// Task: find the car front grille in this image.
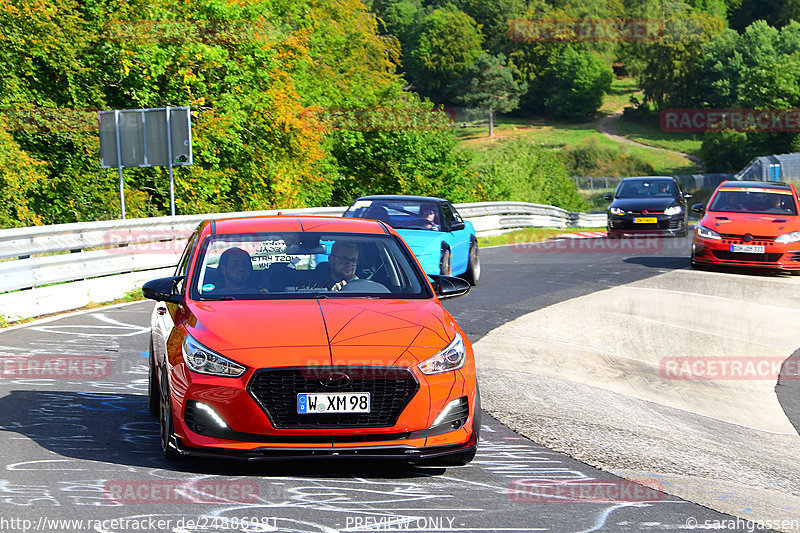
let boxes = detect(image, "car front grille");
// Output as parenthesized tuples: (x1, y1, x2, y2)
(247, 366, 419, 429)
(711, 250, 782, 262)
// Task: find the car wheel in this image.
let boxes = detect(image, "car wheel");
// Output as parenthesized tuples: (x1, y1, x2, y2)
(159, 367, 180, 460)
(461, 240, 480, 286)
(440, 245, 452, 276)
(148, 337, 159, 416)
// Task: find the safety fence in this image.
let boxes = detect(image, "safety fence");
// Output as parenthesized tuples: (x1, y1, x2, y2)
(0, 202, 607, 321)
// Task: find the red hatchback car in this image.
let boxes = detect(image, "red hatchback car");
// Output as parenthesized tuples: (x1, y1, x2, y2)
(691, 180, 800, 271)
(143, 216, 479, 465)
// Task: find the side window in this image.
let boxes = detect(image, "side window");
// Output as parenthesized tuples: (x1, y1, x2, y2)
(441, 203, 458, 228)
(174, 232, 199, 294)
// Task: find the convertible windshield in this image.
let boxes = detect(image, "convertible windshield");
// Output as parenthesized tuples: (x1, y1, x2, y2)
(191, 232, 430, 300)
(708, 188, 797, 215)
(615, 180, 677, 198)
(344, 199, 442, 231)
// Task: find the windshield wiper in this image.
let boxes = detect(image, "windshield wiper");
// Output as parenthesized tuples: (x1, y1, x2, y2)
(198, 295, 236, 301)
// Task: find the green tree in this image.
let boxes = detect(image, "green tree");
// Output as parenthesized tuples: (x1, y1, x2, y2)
(452, 53, 527, 136)
(404, 7, 483, 102)
(541, 47, 613, 119)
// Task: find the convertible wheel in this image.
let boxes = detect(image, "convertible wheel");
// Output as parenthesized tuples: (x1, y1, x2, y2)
(461, 241, 480, 285)
(159, 369, 180, 460)
(147, 338, 159, 416)
(440, 246, 452, 276)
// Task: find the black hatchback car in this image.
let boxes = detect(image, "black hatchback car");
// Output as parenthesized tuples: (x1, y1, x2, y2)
(604, 176, 691, 237)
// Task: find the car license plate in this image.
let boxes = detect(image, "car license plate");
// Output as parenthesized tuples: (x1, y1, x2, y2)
(730, 244, 765, 253)
(633, 217, 657, 224)
(297, 392, 370, 414)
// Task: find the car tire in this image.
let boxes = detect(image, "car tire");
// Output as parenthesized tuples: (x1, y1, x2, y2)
(159, 367, 180, 460)
(148, 337, 159, 416)
(440, 245, 452, 276)
(461, 240, 480, 286)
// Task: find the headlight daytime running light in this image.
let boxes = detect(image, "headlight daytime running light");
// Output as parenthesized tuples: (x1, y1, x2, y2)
(182, 334, 246, 377)
(609, 207, 625, 216)
(696, 224, 721, 240)
(776, 231, 800, 244)
(664, 205, 683, 216)
(418, 333, 466, 375)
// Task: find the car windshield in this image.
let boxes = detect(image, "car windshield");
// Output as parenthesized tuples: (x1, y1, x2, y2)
(615, 180, 677, 198)
(344, 199, 441, 230)
(708, 188, 797, 215)
(190, 232, 430, 300)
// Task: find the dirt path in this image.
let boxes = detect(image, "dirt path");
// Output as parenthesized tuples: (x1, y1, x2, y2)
(596, 110, 705, 172)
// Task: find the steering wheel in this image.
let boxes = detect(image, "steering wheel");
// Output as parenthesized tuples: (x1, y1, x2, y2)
(338, 279, 391, 293)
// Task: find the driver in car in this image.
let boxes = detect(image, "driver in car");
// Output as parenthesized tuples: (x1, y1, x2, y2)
(328, 241, 359, 291)
(216, 247, 257, 294)
(421, 205, 440, 230)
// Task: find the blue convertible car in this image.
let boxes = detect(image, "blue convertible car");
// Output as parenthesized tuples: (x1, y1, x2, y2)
(343, 195, 480, 285)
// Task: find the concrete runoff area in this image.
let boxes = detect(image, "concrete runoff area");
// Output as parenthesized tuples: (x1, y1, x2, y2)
(475, 268, 800, 530)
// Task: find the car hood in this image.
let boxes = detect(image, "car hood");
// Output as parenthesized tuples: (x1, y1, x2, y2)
(701, 212, 800, 236)
(395, 229, 441, 256)
(183, 298, 460, 369)
(611, 197, 680, 211)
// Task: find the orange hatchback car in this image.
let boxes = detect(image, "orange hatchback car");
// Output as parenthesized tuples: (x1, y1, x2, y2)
(691, 180, 800, 272)
(142, 216, 479, 465)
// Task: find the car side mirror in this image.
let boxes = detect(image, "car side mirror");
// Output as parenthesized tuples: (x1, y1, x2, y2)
(691, 203, 705, 213)
(449, 221, 465, 231)
(143, 276, 184, 304)
(603, 193, 613, 201)
(429, 275, 470, 299)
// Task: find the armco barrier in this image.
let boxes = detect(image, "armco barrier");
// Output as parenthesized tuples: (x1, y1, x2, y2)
(0, 203, 606, 321)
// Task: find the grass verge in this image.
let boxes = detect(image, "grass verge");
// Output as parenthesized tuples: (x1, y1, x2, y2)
(478, 227, 605, 248)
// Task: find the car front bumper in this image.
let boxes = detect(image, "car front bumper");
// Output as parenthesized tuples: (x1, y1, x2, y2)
(692, 237, 800, 270)
(607, 213, 686, 236)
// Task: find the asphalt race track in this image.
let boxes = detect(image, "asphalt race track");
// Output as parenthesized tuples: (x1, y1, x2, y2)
(0, 234, 796, 532)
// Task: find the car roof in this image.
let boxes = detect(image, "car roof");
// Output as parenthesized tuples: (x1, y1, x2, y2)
(201, 216, 391, 236)
(619, 176, 676, 182)
(353, 195, 446, 203)
(719, 180, 793, 190)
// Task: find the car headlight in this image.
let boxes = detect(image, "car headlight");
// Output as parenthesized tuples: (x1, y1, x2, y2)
(182, 334, 246, 377)
(776, 231, 800, 244)
(664, 205, 683, 216)
(418, 333, 466, 375)
(696, 224, 721, 240)
(609, 207, 625, 216)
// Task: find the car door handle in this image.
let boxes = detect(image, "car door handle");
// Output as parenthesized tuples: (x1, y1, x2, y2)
(156, 307, 167, 315)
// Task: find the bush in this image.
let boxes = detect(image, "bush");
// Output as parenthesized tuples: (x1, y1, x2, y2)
(472, 137, 586, 211)
(565, 140, 655, 177)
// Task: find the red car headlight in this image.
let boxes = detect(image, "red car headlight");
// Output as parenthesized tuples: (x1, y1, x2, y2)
(182, 334, 246, 378)
(418, 333, 466, 375)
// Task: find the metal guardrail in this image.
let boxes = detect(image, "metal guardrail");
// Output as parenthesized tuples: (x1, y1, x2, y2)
(0, 202, 607, 322)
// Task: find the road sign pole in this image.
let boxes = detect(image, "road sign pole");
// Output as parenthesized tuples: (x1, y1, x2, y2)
(114, 110, 126, 219)
(166, 106, 175, 216)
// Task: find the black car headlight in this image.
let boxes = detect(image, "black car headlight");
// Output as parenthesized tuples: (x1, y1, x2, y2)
(418, 334, 466, 375)
(182, 334, 246, 377)
(609, 207, 625, 216)
(664, 205, 683, 216)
